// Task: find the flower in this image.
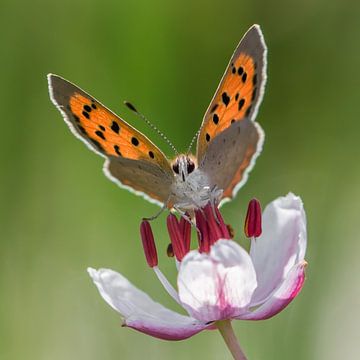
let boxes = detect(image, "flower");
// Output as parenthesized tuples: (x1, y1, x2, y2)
(88, 193, 307, 342)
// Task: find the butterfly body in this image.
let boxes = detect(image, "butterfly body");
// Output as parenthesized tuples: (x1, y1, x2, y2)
(48, 24, 267, 213)
(169, 155, 223, 210)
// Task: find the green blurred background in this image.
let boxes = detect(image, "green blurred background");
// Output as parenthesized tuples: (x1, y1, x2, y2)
(1, 0, 359, 359)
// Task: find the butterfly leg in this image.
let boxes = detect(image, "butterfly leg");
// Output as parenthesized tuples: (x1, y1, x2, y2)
(173, 206, 204, 242)
(173, 206, 195, 227)
(211, 202, 220, 224)
(209, 185, 223, 224)
(143, 203, 167, 221)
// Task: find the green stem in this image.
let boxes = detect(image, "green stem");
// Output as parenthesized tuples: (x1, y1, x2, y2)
(216, 320, 247, 360)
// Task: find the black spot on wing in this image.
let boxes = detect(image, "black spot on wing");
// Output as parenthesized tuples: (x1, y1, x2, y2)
(114, 145, 122, 156)
(238, 98, 245, 111)
(221, 92, 230, 107)
(95, 130, 105, 140)
(213, 114, 219, 125)
(111, 121, 120, 134)
(131, 137, 139, 146)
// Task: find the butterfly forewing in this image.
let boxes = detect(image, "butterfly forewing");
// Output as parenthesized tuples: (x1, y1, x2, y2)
(196, 24, 267, 163)
(48, 74, 173, 206)
(105, 157, 173, 205)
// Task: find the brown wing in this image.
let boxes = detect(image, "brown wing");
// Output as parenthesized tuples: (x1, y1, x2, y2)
(198, 118, 264, 204)
(196, 24, 267, 163)
(104, 157, 173, 206)
(48, 74, 173, 206)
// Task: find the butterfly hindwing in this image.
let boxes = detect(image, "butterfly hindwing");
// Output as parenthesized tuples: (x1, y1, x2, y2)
(48, 74, 173, 206)
(196, 24, 267, 163)
(198, 118, 264, 204)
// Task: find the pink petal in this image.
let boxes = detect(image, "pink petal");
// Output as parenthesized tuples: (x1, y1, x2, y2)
(238, 261, 307, 320)
(177, 240, 257, 322)
(249, 193, 307, 305)
(88, 268, 209, 340)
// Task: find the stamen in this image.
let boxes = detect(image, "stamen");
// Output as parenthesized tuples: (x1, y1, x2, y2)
(153, 267, 181, 304)
(166, 214, 187, 261)
(244, 198, 262, 238)
(204, 204, 223, 243)
(140, 220, 158, 267)
(195, 202, 232, 252)
(195, 209, 210, 253)
(179, 215, 191, 253)
(214, 206, 231, 239)
(195, 209, 213, 253)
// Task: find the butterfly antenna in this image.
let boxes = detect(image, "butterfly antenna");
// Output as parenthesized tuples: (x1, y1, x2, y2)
(124, 101, 179, 155)
(186, 129, 199, 154)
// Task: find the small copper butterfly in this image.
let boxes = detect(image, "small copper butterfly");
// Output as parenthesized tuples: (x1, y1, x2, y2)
(48, 25, 267, 213)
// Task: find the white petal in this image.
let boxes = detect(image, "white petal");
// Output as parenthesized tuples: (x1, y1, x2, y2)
(88, 268, 209, 340)
(238, 261, 307, 320)
(249, 193, 307, 304)
(177, 240, 257, 322)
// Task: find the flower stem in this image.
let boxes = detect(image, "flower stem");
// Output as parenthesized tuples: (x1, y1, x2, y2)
(216, 320, 247, 360)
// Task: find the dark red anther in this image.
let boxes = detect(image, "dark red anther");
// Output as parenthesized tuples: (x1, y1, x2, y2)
(195, 209, 210, 253)
(167, 214, 187, 261)
(214, 206, 231, 239)
(140, 220, 158, 267)
(244, 198, 262, 238)
(195, 202, 232, 252)
(203, 204, 223, 244)
(179, 215, 191, 254)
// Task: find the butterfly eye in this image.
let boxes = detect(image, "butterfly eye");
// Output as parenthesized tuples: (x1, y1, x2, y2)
(172, 163, 180, 174)
(187, 161, 195, 174)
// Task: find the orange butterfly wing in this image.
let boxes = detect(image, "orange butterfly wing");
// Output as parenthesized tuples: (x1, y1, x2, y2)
(48, 74, 173, 205)
(196, 25, 267, 203)
(197, 25, 267, 162)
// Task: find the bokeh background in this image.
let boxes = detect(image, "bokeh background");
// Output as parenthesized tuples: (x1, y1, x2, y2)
(1, 0, 360, 359)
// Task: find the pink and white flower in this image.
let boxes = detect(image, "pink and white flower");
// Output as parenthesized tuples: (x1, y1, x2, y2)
(88, 193, 307, 342)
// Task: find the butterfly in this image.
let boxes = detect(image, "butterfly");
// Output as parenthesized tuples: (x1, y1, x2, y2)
(48, 24, 267, 214)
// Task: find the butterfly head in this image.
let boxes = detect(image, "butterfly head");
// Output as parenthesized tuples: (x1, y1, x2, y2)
(172, 155, 197, 182)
